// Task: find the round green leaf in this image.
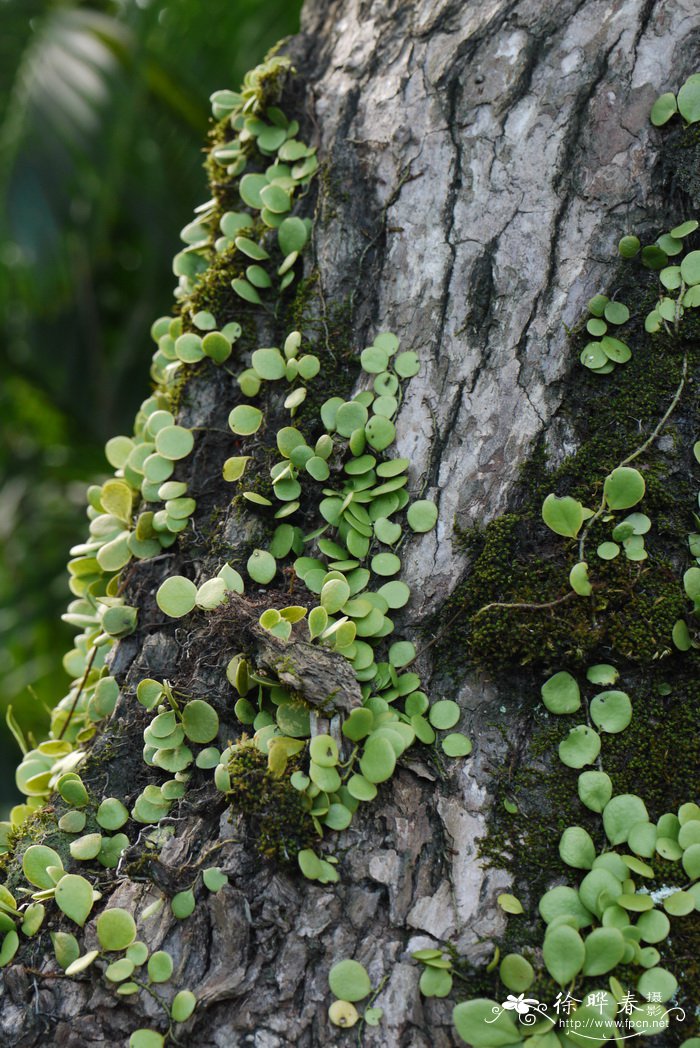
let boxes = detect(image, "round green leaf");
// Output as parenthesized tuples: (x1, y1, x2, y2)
(539, 885, 592, 928)
(541, 671, 580, 714)
(604, 301, 629, 325)
(347, 774, 377, 801)
(129, 1031, 165, 1048)
(683, 842, 700, 879)
(171, 889, 196, 919)
(586, 664, 619, 685)
(636, 909, 670, 944)
(541, 494, 584, 537)
(306, 456, 330, 481)
(580, 342, 607, 369)
(321, 578, 350, 614)
(156, 576, 197, 618)
(328, 959, 371, 1002)
(260, 183, 290, 213)
(558, 725, 601, 768)
(247, 550, 276, 585)
(453, 999, 520, 1048)
(324, 804, 353, 831)
(559, 826, 596, 870)
(407, 500, 438, 533)
(57, 774, 90, 806)
(126, 941, 148, 966)
(603, 794, 649, 845)
(360, 346, 389, 374)
(369, 333, 398, 356)
(642, 244, 669, 270)
(148, 950, 174, 983)
(298, 849, 323, 879)
(498, 953, 533, 993)
(663, 890, 695, 916)
(278, 217, 308, 255)
(202, 332, 232, 364)
(69, 833, 102, 861)
(582, 927, 626, 976)
(171, 989, 197, 1023)
(335, 401, 368, 438)
(239, 173, 268, 208)
(440, 733, 473, 758)
(388, 640, 415, 667)
(589, 689, 632, 733)
(371, 552, 400, 576)
(419, 965, 453, 997)
(276, 427, 306, 459)
(587, 318, 607, 337)
(378, 580, 410, 609)
(364, 416, 396, 451)
(182, 700, 219, 744)
(59, 810, 87, 833)
(97, 907, 137, 950)
(681, 250, 700, 286)
(51, 932, 81, 971)
(373, 517, 402, 544)
(678, 78, 700, 124)
(678, 820, 700, 848)
(55, 874, 95, 927)
(543, 924, 585, 984)
(618, 236, 640, 258)
(429, 699, 460, 729)
(22, 845, 63, 889)
(637, 966, 677, 1003)
(650, 91, 678, 126)
(228, 405, 263, 436)
(203, 867, 228, 893)
(497, 893, 524, 914)
(360, 735, 396, 783)
(601, 336, 631, 363)
(442, 733, 472, 757)
(252, 347, 285, 380)
(603, 467, 645, 510)
(196, 578, 227, 611)
(19, 901, 43, 938)
(105, 957, 135, 982)
(155, 426, 194, 461)
(578, 771, 613, 813)
(394, 351, 419, 377)
(309, 735, 338, 767)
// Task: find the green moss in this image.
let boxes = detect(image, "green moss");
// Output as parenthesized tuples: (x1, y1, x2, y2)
(444, 512, 686, 669)
(0, 807, 72, 897)
(472, 664, 700, 1042)
(281, 277, 358, 429)
(440, 308, 699, 672)
(185, 243, 246, 326)
(225, 739, 316, 862)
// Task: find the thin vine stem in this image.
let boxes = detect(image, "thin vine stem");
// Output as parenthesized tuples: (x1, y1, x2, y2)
(578, 347, 688, 561)
(57, 644, 98, 741)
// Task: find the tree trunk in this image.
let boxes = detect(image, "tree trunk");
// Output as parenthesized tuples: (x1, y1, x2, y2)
(2, 1, 700, 1046)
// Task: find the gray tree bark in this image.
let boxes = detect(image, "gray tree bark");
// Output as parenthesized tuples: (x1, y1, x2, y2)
(2, 1, 699, 1046)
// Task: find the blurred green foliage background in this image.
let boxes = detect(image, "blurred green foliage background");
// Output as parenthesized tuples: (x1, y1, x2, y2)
(0, 0, 302, 805)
